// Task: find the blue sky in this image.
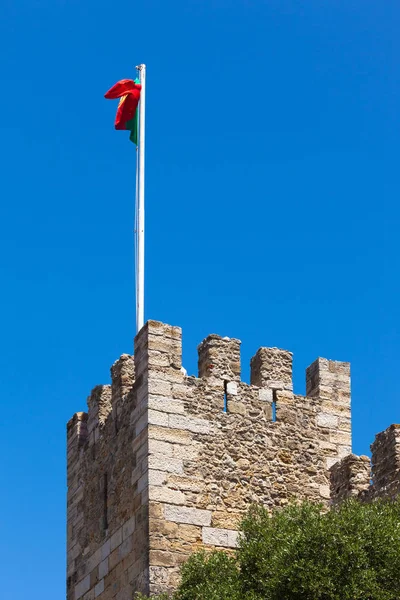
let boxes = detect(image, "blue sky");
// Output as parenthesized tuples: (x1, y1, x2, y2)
(0, 1, 398, 598)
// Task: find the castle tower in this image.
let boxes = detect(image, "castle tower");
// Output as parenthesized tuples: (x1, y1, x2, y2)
(67, 320, 353, 599)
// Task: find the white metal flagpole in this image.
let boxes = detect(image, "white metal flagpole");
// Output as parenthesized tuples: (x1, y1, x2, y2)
(135, 63, 146, 333)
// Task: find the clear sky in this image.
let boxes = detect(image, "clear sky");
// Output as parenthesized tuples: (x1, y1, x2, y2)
(0, 1, 398, 598)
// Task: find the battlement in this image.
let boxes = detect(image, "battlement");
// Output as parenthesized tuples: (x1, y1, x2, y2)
(67, 320, 355, 599)
(331, 423, 400, 504)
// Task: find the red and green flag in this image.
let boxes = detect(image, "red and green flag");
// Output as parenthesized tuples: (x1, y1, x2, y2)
(104, 78, 142, 144)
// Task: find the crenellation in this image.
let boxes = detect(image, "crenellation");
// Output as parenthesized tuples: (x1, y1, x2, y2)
(67, 319, 400, 599)
(110, 354, 135, 405)
(306, 357, 352, 470)
(110, 354, 135, 438)
(87, 386, 112, 442)
(370, 424, 400, 499)
(330, 454, 371, 504)
(197, 334, 241, 382)
(250, 347, 293, 391)
(306, 357, 350, 401)
(67, 412, 89, 449)
(135, 320, 182, 377)
(330, 424, 400, 503)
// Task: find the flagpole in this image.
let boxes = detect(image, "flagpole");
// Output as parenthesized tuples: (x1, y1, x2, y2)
(136, 63, 146, 333)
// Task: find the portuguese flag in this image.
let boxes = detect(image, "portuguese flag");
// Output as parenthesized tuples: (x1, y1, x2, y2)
(104, 78, 142, 144)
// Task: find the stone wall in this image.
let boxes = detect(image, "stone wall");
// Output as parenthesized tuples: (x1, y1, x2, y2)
(330, 454, 371, 503)
(67, 320, 353, 599)
(67, 353, 149, 600)
(330, 423, 400, 504)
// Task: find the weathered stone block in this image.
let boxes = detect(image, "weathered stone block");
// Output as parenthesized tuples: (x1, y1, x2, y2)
(82, 589, 95, 600)
(164, 505, 212, 526)
(119, 536, 133, 560)
(94, 579, 104, 597)
(148, 409, 169, 427)
(110, 528, 122, 552)
(148, 470, 167, 486)
(149, 425, 192, 445)
(101, 539, 111, 561)
(227, 400, 246, 416)
(99, 558, 109, 580)
(148, 439, 174, 457)
(316, 413, 339, 428)
(226, 381, 238, 395)
(202, 527, 239, 548)
(258, 388, 273, 402)
(148, 396, 185, 415)
(87, 549, 102, 573)
(149, 550, 187, 567)
(148, 380, 173, 397)
(169, 414, 210, 434)
(122, 517, 135, 540)
(148, 455, 183, 474)
(149, 486, 186, 505)
(75, 575, 91, 600)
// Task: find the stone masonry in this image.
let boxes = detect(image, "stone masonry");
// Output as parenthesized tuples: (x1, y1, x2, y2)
(331, 424, 400, 504)
(67, 320, 399, 600)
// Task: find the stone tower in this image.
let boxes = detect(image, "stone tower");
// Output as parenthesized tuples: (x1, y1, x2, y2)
(67, 320, 398, 600)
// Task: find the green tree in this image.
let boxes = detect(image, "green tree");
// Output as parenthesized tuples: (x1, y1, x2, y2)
(135, 552, 245, 600)
(139, 498, 400, 600)
(175, 550, 246, 600)
(239, 500, 400, 599)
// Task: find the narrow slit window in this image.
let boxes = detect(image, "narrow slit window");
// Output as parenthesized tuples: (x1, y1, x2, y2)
(272, 389, 277, 422)
(223, 380, 228, 413)
(103, 474, 109, 531)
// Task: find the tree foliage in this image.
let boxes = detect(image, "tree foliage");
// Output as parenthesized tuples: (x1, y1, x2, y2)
(138, 498, 400, 600)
